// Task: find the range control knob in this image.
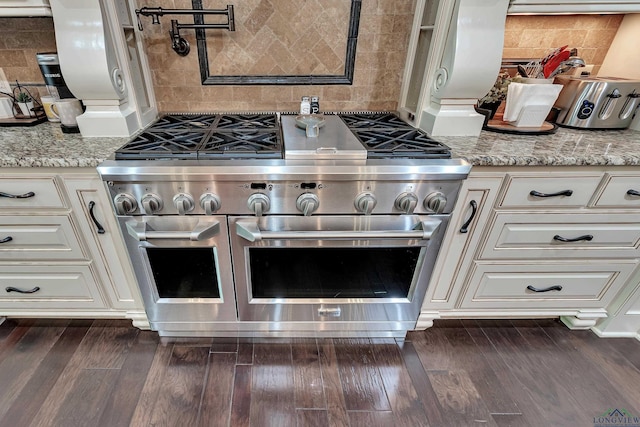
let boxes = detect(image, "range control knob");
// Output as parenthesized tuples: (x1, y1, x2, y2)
(394, 192, 418, 214)
(424, 192, 447, 214)
(200, 193, 221, 215)
(248, 193, 270, 217)
(355, 192, 377, 215)
(296, 193, 320, 216)
(141, 193, 163, 214)
(114, 193, 137, 215)
(173, 193, 195, 215)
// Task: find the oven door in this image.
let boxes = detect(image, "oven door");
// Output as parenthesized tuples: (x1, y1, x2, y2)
(119, 216, 237, 328)
(229, 215, 447, 325)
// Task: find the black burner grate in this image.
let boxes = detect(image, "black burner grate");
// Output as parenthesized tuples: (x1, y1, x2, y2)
(339, 112, 451, 159)
(339, 112, 411, 129)
(115, 114, 283, 160)
(147, 114, 218, 130)
(115, 130, 207, 160)
(198, 131, 282, 159)
(215, 114, 278, 129)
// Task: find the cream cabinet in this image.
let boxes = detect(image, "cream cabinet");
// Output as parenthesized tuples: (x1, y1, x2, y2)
(0, 0, 51, 16)
(419, 167, 640, 332)
(508, 0, 640, 14)
(0, 168, 147, 327)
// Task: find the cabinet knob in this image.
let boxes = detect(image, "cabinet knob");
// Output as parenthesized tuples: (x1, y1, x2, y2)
(529, 189, 573, 198)
(0, 191, 35, 199)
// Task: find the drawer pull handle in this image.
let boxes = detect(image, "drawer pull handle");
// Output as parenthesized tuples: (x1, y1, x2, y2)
(627, 189, 640, 197)
(529, 190, 573, 198)
(5, 286, 41, 294)
(526, 285, 563, 293)
(553, 234, 593, 243)
(0, 236, 12, 244)
(459, 200, 478, 234)
(88, 201, 105, 234)
(0, 191, 36, 199)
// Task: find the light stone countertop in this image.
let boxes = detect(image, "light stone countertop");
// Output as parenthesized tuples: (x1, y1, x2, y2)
(0, 123, 127, 168)
(1, 121, 640, 168)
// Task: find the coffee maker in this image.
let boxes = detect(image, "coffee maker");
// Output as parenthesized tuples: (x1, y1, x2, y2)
(36, 52, 75, 99)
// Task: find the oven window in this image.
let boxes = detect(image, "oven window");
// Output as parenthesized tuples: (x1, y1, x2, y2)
(146, 248, 220, 298)
(249, 247, 421, 299)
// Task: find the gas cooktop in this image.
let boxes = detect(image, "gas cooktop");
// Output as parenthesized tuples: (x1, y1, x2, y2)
(114, 112, 451, 161)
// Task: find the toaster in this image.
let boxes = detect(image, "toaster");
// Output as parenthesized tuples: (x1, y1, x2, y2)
(553, 76, 640, 129)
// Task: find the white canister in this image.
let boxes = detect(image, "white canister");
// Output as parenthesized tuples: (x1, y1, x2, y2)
(51, 98, 83, 126)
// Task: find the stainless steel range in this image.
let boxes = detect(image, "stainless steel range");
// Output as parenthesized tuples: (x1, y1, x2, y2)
(97, 112, 470, 337)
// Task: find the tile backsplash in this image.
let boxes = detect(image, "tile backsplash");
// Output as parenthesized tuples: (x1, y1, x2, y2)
(503, 14, 623, 74)
(0, 11, 626, 112)
(0, 17, 56, 98)
(141, 0, 416, 112)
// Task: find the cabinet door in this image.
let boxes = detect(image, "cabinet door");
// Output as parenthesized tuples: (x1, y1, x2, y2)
(0, 177, 65, 210)
(422, 174, 504, 309)
(0, 215, 86, 260)
(460, 261, 637, 310)
(0, 265, 105, 310)
(508, 1, 640, 14)
(593, 173, 640, 208)
(0, 0, 51, 17)
(499, 173, 603, 208)
(61, 174, 142, 310)
(480, 212, 640, 260)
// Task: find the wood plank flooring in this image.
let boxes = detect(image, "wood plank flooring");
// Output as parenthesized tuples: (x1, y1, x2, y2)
(0, 318, 639, 427)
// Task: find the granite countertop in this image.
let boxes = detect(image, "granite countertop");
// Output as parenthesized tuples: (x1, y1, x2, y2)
(0, 123, 127, 168)
(1, 121, 640, 168)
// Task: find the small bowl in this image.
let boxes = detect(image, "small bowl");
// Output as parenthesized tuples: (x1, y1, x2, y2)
(295, 114, 325, 137)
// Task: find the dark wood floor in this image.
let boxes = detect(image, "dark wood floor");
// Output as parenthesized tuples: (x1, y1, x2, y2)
(0, 318, 638, 427)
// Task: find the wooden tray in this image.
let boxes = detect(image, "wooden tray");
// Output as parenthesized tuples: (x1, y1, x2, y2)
(482, 113, 557, 135)
(0, 114, 48, 127)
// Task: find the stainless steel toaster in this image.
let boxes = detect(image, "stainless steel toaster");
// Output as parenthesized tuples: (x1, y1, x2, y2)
(553, 76, 640, 129)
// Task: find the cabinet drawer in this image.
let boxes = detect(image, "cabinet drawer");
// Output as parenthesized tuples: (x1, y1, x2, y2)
(480, 213, 640, 260)
(499, 175, 602, 208)
(0, 265, 106, 310)
(593, 174, 640, 208)
(460, 262, 636, 309)
(0, 178, 65, 210)
(0, 215, 86, 260)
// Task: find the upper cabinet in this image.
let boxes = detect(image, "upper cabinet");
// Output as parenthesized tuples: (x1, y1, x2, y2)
(0, 0, 51, 16)
(508, 0, 640, 14)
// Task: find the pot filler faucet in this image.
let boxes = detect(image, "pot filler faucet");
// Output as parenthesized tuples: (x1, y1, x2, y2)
(135, 4, 235, 56)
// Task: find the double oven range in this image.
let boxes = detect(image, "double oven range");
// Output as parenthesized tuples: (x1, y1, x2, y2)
(97, 112, 470, 337)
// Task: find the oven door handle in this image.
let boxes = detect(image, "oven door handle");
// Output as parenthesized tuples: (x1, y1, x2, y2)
(126, 219, 220, 241)
(235, 219, 439, 242)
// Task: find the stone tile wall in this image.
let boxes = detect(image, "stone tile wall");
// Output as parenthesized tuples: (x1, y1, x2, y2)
(0, 10, 625, 112)
(0, 17, 56, 98)
(503, 14, 623, 74)
(141, 0, 416, 112)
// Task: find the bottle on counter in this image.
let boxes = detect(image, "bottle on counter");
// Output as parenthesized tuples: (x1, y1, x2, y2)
(311, 96, 320, 114)
(300, 96, 311, 115)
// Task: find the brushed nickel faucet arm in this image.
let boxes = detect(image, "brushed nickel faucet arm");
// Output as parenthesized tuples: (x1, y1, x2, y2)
(135, 5, 235, 56)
